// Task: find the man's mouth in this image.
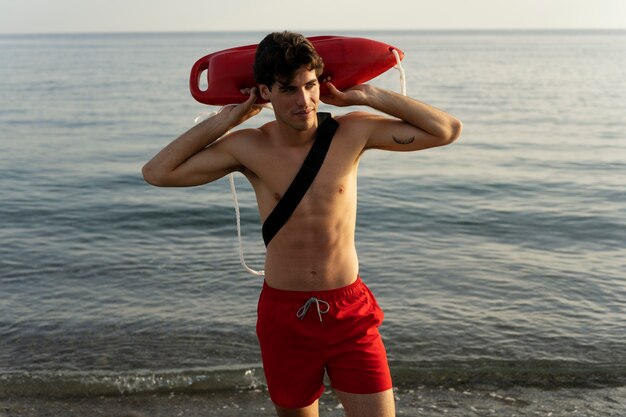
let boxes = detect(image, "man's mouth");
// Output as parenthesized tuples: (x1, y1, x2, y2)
(294, 108, 313, 116)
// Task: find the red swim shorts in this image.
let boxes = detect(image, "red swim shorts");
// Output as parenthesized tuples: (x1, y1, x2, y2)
(256, 276, 392, 409)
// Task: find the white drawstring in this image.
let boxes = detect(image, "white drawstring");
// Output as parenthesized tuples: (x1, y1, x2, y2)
(296, 297, 330, 322)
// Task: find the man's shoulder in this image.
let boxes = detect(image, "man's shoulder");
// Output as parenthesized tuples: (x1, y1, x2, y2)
(332, 111, 385, 140)
(223, 122, 272, 144)
(334, 110, 372, 122)
(334, 110, 385, 128)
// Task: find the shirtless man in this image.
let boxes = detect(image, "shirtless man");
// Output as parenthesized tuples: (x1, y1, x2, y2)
(142, 31, 461, 417)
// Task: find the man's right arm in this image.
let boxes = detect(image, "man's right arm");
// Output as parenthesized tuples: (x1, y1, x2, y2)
(142, 89, 261, 187)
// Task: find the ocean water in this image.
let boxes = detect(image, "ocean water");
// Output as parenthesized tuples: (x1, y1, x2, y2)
(1, 30, 625, 414)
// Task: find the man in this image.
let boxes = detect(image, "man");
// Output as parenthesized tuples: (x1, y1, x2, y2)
(143, 31, 461, 417)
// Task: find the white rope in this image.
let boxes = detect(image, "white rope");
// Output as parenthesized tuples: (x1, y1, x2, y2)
(228, 104, 271, 276)
(192, 109, 264, 276)
(228, 173, 265, 276)
(392, 49, 406, 96)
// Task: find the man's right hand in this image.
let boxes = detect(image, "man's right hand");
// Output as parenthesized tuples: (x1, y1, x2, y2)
(221, 87, 263, 129)
(143, 87, 263, 187)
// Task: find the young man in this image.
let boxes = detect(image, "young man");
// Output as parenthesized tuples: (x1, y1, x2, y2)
(143, 31, 461, 417)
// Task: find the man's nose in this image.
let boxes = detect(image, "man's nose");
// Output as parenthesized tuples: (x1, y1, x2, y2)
(295, 88, 310, 106)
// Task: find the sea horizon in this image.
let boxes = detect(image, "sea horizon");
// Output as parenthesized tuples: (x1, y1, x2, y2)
(1, 27, 626, 37)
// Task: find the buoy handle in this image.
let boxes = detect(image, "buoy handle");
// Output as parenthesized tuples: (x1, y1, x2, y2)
(189, 55, 211, 103)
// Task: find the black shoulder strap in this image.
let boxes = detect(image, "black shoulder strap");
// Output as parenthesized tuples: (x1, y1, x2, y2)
(262, 112, 339, 247)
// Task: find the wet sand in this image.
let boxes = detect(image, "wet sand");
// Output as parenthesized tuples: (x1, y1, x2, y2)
(2, 385, 625, 416)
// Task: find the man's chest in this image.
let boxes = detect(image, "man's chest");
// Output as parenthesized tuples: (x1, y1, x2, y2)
(245, 144, 359, 219)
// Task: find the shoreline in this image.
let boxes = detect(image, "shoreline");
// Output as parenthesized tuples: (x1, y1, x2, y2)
(2, 385, 625, 417)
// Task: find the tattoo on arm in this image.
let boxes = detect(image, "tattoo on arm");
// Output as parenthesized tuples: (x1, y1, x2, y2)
(393, 135, 415, 145)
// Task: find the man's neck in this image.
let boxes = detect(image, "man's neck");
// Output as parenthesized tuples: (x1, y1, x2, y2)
(274, 121, 318, 148)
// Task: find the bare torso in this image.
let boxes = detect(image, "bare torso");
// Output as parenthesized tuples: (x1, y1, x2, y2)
(229, 113, 366, 290)
(143, 75, 461, 293)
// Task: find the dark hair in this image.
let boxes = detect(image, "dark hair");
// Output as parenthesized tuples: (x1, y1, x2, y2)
(253, 31, 324, 88)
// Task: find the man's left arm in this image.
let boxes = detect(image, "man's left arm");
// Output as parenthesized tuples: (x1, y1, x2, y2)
(322, 83, 462, 151)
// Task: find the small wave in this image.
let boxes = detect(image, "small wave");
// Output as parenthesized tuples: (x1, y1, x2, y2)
(0, 365, 265, 398)
(2, 360, 625, 399)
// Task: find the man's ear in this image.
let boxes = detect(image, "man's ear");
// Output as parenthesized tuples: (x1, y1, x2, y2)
(259, 84, 271, 101)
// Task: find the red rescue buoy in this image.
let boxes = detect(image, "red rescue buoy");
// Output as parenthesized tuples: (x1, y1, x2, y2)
(190, 36, 404, 106)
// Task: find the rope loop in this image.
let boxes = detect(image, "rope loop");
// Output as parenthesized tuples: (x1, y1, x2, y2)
(194, 109, 265, 276)
(228, 173, 265, 276)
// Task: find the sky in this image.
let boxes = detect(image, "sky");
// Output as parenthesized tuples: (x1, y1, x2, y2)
(0, 0, 625, 34)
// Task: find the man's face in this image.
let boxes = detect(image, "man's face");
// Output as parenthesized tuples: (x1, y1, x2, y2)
(260, 65, 320, 132)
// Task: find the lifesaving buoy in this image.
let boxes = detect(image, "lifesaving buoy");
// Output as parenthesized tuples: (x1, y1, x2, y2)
(190, 36, 404, 105)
